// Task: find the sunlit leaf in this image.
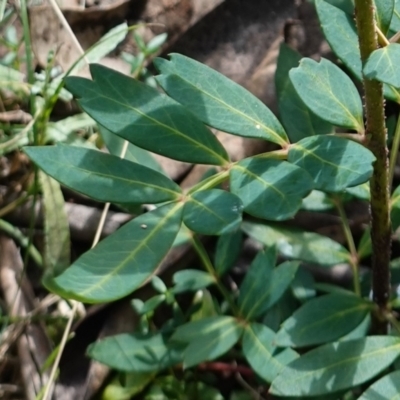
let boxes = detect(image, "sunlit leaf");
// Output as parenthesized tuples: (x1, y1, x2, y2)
(291, 267, 316, 302)
(242, 221, 351, 266)
(24, 145, 181, 204)
(64, 64, 229, 165)
(242, 323, 298, 383)
(288, 135, 375, 192)
(230, 158, 313, 220)
(155, 54, 289, 146)
(357, 370, 400, 399)
(290, 57, 364, 131)
(52, 202, 183, 303)
(275, 293, 373, 347)
(270, 336, 400, 396)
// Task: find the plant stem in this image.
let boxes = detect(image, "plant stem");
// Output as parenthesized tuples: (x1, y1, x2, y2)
(334, 198, 360, 296)
(389, 113, 400, 189)
(355, 0, 391, 333)
(191, 235, 239, 315)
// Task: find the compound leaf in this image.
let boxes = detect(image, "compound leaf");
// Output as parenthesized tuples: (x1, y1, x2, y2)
(64, 64, 229, 165)
(183, 189, 243, 235)
(242, 322, 298, 383)
(155, 54, 289, 147)
(290, 57, 364, 131)
(275, 293, 374, 347)
(230, 158, 313, 221)
(24, 145, 181, 204)
(52, 202, 183, 303)
(288, 135, 375, 192)
(270, 336, 400, 397)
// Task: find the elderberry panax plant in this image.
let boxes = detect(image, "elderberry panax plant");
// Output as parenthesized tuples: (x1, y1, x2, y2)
(24, 0, 400, 398)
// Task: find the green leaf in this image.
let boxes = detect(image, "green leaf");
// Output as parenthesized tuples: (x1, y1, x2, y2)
(275, 43, 333, 142)
(346, 182, 370, 200)
(301, 190, 335, 211)
(291, 267, 316, 302)
(374, 0, 394, 35)
(64, 64, 229, 165)
(230, 158, 313, 220)
(242, 221, 351, 266)
(100, 125, 165, 175)
(172, 270, 216, 294)
(39, 171, 70, 276)
(316, 0, 400, 103)
(183, 189, 243, 235)
(364, 44, 400, 88)
(24, 145, 181, 204)
(239, 249, 299, 320)
(270, 336, 400, 397)
(171, 316, 243, 368)
(290, 57, 364, 131)
(392, 184, 400, 230)
(357, 370, 400, 399)
(390, 0, 400, 33)
(214, 230, 243, 276)
(52, 202, 183, 303)
(288, 135, 376, 192)
(88, 332, 183, 372)
(154, 54, 289, 147)
(242, 323, 298, 383)
(275, 293, 373, 348)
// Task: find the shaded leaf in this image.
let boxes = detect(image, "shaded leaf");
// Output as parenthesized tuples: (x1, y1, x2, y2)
(275, 43, 332, 142)
(25, 145, 181, 204)
(172, 270, 216, 294)
(275, 293, 373, 347)
(290, 57, 364, 131)
(392, 184, 400, 230)
(346, 182, 370, 200)
(64, 64, 229, 165)
(239, 249, 299, 320)
(374, 0, 394, 35)
(155, 54, 289, 146)
(288, 135, 375, 192)
(242, 221, 351, 266)
(88, 332, 183, 372)
(301, 190, 334, 211)
(270, 336, 400, 397)
(183, 189, 243, 235)
(357, 370, 400, 399)
(230, 158, 313, 220)
(52, 202, 183, 303)
(364, 44, 400, 88)
(214, 230, 243, 276)
(39, 171, 70, 276)
(242, 323, 299, 383)
(291, 267, 316, 302)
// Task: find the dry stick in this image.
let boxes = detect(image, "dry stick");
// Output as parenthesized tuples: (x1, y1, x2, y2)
(42, 141, 129, 400)
(354, 0, 391, 334)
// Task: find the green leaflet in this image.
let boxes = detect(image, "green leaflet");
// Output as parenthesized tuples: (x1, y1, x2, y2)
(290, 57, 364, 131)
(230, 158, 313, 221)
(288, 135, 376, 192)
(171, 316, 243, 368)
(214, 230, 243, 276)
(242, 221, 351, 266)
(52, 202, 184, 303)
(275, 293, 373, 347)
(374, 0, 394, 35)
(242, 323, 298, 383)
(39, 171, 70, 276)
(238, 248, 299, 320)
(391, 184, 400, 230)
(390, 0, 400, 33)
(172, 270, 216, 294)
(24, 145, 181, 204)
(364, 43, 400, 88)
(64, 64, 229, 166)
(270, 336, 400, 396)
(357, 370, 400, 399)
(88, 332, 184, 372)
(154, 54, 289, 147)
(275, 43, 332, 142)
(183, 189, 243, 235)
